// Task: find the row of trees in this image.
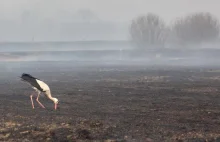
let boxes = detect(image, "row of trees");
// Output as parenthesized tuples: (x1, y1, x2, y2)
(130, 12, 220, 49)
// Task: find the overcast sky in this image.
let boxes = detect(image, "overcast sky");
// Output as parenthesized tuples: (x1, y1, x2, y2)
(0, 0, 219, 41)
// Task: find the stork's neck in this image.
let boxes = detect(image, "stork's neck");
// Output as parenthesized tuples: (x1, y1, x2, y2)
(44, 91, 54, 101)
(48, 96, 56, 102)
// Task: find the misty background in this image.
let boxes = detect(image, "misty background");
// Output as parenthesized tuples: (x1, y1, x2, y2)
(0, 0, 220, 67)
(0, 0, 219, 41)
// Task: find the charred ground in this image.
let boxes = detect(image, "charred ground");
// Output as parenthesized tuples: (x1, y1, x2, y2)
(0, 63, 220, 142)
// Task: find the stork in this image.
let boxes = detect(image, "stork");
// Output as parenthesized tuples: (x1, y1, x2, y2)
(20, 73, 59, 110)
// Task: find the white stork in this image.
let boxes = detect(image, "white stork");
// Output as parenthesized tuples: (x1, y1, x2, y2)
(20, 73, 59, 110)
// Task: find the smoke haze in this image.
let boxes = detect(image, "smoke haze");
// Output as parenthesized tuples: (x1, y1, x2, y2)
(0, 0, 219, 41)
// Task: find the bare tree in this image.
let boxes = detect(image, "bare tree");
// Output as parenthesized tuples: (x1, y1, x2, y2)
(172, 12, 220, 45)
(130, 13, 167, 49)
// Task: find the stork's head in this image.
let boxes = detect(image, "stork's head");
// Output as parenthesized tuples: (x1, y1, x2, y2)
(53, 98, 59, 110)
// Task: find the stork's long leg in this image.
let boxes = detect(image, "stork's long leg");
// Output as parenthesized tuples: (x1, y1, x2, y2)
(36, 92, 45, 108)
(30, 94, 35, 109)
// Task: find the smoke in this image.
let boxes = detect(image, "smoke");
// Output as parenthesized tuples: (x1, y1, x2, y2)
(1, 41, 220, 71)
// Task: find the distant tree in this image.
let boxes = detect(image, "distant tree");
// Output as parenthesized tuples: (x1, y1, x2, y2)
(172, 12, 220, 45)
(130, 13, 167, 49)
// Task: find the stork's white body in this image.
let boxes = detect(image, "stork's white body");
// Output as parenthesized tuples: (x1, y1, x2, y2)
(35, 79, 50, 91)
(31, 79, 50, 94)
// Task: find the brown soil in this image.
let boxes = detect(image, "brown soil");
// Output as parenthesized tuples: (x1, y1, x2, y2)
(0, 53, 21, 61)
(1, 64, 220, 142)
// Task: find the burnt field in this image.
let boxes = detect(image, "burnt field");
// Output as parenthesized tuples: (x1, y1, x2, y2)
(1, 62, 220, 142)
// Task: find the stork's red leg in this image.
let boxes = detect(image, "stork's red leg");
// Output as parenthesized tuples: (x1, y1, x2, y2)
(36, 93, 45, 108)
(30, 94, 35, 109)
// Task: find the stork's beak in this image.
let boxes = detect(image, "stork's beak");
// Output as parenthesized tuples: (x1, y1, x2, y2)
(54, 103, 57, 110)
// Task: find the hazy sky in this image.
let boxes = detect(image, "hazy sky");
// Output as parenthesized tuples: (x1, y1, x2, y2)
(0, 0, 219, 41)
(0, 0, 219, 22)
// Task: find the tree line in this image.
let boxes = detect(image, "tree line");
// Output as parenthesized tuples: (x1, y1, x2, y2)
(130, 12, 220, 49)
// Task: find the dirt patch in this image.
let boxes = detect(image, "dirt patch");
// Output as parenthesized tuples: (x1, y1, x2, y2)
(182, 87, 218, 93)
(0, 53, 22, 61)
(1, 65, 220, 141)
